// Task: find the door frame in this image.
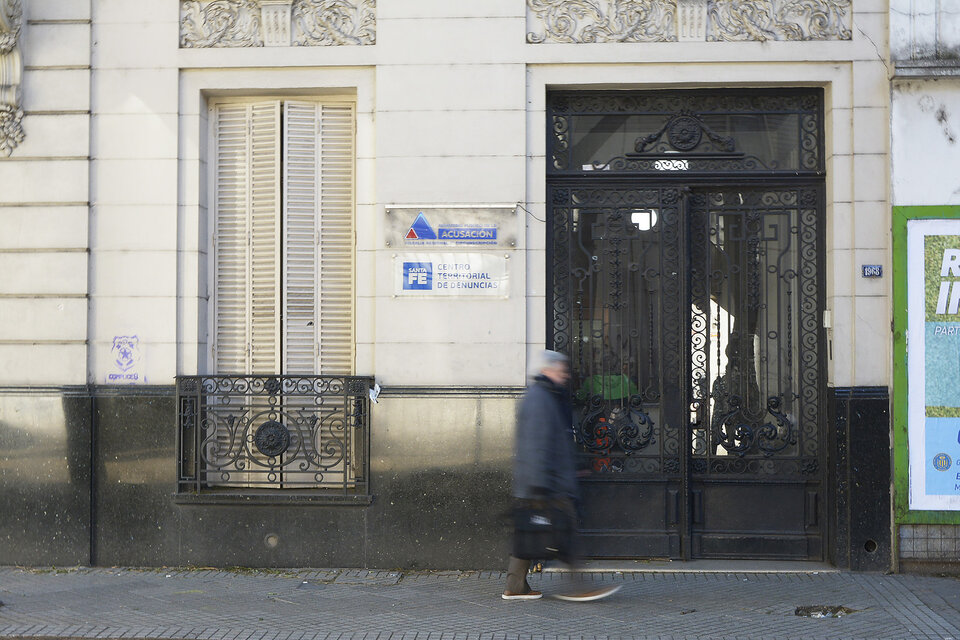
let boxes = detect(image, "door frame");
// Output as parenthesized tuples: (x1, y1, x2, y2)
(543, 88, 828, 560)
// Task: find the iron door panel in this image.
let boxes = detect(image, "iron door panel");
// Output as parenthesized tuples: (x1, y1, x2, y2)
(548, 185, 687, 559)
(578, 479, 682, 558)
(690, 482, 820, 558)
(687, 187, 825, 560)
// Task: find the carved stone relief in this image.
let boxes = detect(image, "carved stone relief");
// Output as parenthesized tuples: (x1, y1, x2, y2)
(180, 0, 375, 48)
(707, 0, 851, 41)
(526, 0, 676, 43)
(0, 0, 22, 156)
(527, 0, 851, 43)
(293, 0, 375, 46)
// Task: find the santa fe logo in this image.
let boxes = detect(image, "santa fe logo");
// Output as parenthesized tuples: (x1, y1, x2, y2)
(403, 262, 433, 290)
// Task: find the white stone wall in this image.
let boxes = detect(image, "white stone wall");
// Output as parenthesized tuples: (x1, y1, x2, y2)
(88, 2, 179, 385)
(0, 0, 893, 389)
(0, 0, 90, 385)
(892, 81, 960, 206)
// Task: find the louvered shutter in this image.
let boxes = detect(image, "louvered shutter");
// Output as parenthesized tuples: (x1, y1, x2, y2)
(248, 102, 282, 374)
(213, 101, 281, 374)
(282, 102, 321, 374)
(318, 103, 355, 374)
(213, 104, 251, 374)
(282, 101, 355, 375)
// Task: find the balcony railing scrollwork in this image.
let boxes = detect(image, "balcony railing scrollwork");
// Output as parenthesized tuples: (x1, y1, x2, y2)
(177, 375, 373, 496)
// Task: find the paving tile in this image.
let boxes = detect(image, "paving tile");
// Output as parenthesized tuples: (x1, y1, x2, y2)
(2, 569, 960, 640)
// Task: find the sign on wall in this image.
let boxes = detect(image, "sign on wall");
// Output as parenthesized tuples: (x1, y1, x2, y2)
(384, 206, 518, 249)
(908, 219, 960, 510)
(394, 253, 509, 297)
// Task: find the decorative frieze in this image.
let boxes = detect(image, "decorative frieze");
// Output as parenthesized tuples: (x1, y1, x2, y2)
(527, 0, 850, 43)
(292, 0, 375, 46)
(526, 0, 676, 43)
(0, 0, 23, 157)
(180, 0, 375, 48)
(707, 0, 851, 41)
(181, 0, 262, 47)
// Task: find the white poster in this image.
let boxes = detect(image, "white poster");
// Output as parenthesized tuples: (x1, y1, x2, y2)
(394, 253, 509, 297)
(908, 219, 960, 510)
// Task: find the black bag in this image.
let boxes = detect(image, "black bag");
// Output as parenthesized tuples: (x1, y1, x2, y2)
(512, 503, 573, 562)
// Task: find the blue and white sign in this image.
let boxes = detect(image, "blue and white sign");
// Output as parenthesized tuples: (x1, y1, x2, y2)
(385, 206, 517, 249)
(402, 262, 433, 290)
(394, 253, 510, 297)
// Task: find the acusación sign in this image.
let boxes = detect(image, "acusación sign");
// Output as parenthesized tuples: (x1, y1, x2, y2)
(384, 206, 518, 249)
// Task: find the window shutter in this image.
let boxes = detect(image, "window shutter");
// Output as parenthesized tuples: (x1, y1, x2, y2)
(318, 103, 355, 374)
(213, 103, 253, 374)
(213, 101, 281, 374)
(282, 101, 355, 375)
(248, 102, 282, 374)
(282, 101, 321, 374)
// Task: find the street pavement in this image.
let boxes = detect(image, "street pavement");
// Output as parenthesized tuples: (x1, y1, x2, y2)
(2, 565, 960, 640)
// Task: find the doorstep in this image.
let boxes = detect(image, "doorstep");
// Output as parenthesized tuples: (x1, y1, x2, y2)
(543, 559, 839, 573)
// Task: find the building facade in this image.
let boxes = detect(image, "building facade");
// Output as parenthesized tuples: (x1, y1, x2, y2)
(0, 0, 909, 571)
(890, 0, 960, 572)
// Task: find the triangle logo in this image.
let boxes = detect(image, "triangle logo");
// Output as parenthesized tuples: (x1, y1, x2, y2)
(407, 212, 437, 240)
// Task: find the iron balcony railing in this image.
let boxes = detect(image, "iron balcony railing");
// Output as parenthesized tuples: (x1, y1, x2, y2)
(176, 375, 373, 495)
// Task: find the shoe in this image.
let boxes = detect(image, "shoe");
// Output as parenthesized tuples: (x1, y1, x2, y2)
(554, 585, 622, 602)
(502, 589, 543, 600)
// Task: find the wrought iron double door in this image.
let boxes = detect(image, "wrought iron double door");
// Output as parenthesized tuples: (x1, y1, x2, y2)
(548, 181, 825, 560)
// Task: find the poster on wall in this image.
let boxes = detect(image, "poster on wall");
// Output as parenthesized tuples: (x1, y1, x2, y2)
(394, 253, 509, 297)
(908, 219, 960, 510)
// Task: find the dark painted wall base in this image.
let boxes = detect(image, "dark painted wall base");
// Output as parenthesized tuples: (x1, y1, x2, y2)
(829, 386, 892, 571)
(1, 386, 513, 569)
(1, 385, 893, 570)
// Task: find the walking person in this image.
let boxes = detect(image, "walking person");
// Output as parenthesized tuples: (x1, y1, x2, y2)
(502, 349, 621, 602)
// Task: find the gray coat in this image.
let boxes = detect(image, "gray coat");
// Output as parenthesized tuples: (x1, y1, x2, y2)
(512, 375, 579, 500)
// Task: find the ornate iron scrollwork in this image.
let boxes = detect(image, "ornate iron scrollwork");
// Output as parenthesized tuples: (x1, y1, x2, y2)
(176, 375, 373, 492)
(578, 395, 656, 455)
(549, 90, 822, 175)
(712, 395, 796, 457)
(634, 111, 734, 154)
(254, 420, 290, 457)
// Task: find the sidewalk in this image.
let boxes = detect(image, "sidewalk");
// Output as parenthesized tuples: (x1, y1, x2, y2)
(2, 565, 960, 640)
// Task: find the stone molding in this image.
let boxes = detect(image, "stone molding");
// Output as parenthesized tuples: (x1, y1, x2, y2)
(180, 0, 375, 48)
(0, 0, 23, 157)
(527, 0, 851, 43)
